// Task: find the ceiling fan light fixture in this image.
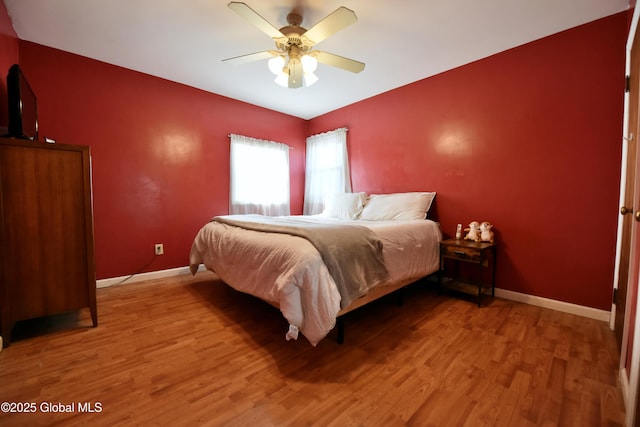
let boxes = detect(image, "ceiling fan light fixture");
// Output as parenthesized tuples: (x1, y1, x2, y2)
(287, 57, 304, 88)
(301, 54, 318, 73)
(274, 71, 289, 87)
(303, 72, 318, 87)
(268, 55, 285, 75)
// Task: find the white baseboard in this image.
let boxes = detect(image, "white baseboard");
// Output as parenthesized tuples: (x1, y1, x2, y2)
(96, 265, 206, 288)
(97, 269, 611, 322)
(495, 288, 611, 322)
(620, 367, 630, 411)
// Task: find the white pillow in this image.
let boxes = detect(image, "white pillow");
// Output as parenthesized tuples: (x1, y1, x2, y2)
(322, 192, 367, 220)
(358, 192, 436, 221)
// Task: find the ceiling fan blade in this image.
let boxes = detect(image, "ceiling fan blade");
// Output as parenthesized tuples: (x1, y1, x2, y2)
(314, 51, 365, 73)
(302, 6, 357, 45)
(227, 2, 284, 39)
(222, 50, 275, 65)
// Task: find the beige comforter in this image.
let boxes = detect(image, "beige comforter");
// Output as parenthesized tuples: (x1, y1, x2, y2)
(212, 215, 390, 309)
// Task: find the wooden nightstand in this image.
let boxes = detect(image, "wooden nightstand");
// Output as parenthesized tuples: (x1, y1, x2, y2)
(438, 238, 497, 307)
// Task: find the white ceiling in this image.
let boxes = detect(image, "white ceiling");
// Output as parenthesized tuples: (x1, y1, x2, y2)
(3, 0, 631, 120)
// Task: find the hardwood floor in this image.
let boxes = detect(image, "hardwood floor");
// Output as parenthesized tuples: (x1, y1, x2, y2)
(0, 272, 627, 426)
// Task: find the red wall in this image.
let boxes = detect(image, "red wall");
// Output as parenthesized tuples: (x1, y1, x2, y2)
(310, 12, 627, 310)
(17, 42, 307, 279)
(0, 1, 18, 127)
(2, 8, 629, 311)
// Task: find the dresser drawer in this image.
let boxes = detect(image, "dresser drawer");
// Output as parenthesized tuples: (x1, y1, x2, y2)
(440, 244, 481, 262)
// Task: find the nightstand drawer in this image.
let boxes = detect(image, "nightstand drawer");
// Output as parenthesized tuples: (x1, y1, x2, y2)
(441, 244, 481, 262)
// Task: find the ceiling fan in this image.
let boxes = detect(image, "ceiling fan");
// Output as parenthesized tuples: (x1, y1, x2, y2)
(223, 2, 365, 89)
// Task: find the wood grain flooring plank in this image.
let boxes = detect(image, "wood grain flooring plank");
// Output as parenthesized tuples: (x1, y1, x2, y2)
(0, 272, 627, 426)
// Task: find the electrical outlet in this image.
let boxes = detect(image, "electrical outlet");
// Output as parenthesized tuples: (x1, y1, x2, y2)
(155, 243, 164, 255)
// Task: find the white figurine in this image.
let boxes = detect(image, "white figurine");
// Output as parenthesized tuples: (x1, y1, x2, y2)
(464, 221, 481, 242)
(480, 221, 494, 243)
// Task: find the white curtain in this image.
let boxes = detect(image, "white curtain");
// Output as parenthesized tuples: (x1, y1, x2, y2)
(229, 134, 290, 216)
(303, 127, 351, 215)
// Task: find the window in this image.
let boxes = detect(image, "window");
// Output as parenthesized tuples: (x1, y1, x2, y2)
(303, 127, 352, 215)
(229, 134, 290, 216)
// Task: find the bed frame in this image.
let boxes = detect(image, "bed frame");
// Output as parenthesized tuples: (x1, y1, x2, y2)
(265, 273, 432, 344)
(334, 275, 430, 343)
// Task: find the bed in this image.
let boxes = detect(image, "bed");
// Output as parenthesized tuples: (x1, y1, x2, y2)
(189, 192, 442, 346)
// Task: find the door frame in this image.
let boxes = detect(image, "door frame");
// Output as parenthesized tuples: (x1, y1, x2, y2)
(614, 5, 640, 426)
(612, 16, 637, 346)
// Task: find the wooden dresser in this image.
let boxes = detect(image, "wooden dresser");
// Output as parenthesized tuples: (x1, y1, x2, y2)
(0, 137, 97, 347)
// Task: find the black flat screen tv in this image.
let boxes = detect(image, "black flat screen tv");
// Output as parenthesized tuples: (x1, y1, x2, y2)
(7, 64, 38, 141)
